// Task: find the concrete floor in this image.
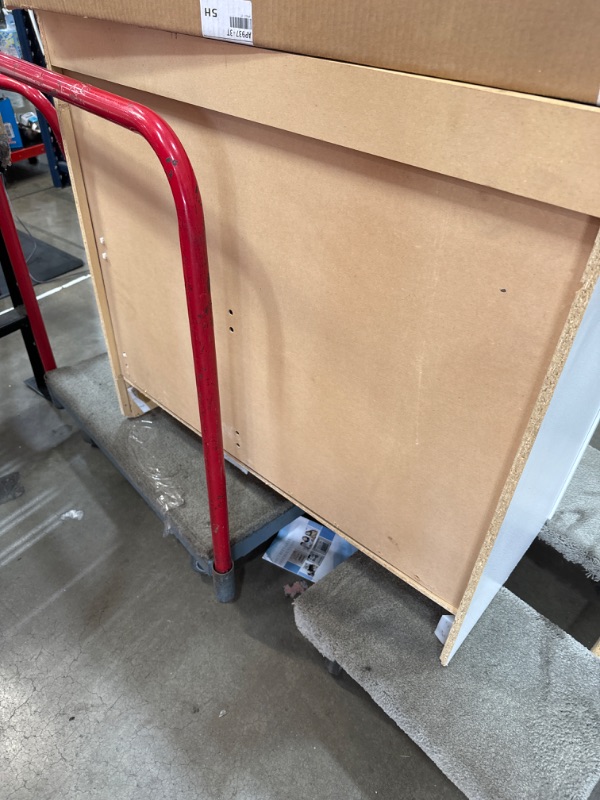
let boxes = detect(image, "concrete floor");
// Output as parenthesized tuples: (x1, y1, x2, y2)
(1, 161, 598, 799)
(1, 162, 465, 799)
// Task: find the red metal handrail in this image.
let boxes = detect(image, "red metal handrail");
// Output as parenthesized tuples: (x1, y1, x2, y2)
(0, 74, 63, 150)
(0, 174, 57, 372)
(0, 74, 62, 374)
(0, 53, 233, 580)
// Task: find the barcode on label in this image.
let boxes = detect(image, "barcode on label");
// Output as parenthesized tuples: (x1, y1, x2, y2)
(200, 1, 253, 44)
(230, 16, 251, 28)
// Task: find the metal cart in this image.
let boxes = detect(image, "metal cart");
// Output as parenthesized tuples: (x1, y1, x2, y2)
(0, 53, 236, 600)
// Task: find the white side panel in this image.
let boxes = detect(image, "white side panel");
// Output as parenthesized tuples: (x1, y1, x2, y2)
(445, 279, 600, 662)
(546, 403, 600, 519)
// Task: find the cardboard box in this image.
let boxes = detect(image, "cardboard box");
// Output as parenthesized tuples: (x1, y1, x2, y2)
(9, 0, 600, 105)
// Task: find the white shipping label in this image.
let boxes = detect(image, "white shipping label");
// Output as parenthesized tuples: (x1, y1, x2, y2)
(200, 0, 253, 45)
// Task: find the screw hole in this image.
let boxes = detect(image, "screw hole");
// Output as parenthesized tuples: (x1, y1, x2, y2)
(228, 309, 234, 315)
(236, 443, 240, 447)
(229, 327, 234, 333)
(500, 288, 507, 293)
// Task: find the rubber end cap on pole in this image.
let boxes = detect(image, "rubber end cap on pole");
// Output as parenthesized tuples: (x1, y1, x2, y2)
(212, 563, 236, 603)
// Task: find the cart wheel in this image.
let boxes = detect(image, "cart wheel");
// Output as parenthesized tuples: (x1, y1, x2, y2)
(28, 157, 38, 165)
(325, 659, 343, 677)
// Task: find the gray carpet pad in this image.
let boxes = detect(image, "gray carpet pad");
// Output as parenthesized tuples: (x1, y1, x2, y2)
(540, 446, 600, 581)
(294, 553, 600, 800)
(47, 354, 295, 564)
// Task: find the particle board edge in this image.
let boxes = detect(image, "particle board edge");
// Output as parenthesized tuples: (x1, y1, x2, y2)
(441, 229, 600, 665)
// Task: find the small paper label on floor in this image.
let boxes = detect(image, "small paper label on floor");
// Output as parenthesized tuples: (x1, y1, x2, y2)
(199, 0, 253, 45)
(127, 386, 152, 414)
(263, 516, 356, 582)
(435, 614, 455, 645)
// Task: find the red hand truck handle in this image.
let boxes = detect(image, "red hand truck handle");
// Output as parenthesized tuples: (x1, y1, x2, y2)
(0, 74, 60, 374)
(0, 53, 233, 579)
(0, 74, 63, 151)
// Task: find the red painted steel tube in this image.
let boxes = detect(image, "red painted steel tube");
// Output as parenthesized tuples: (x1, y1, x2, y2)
(0, 74, 63, 152)
(0, 74, 61, 373)
(0, 54, 232, 574)
(0, 175, 56, 372)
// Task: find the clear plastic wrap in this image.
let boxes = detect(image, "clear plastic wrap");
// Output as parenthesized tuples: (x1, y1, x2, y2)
(128, 417, 184, 535)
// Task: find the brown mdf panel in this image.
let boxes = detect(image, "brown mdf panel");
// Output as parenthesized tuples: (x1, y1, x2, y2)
(65, 75, 598, 611)
(39, 13, 600, 218)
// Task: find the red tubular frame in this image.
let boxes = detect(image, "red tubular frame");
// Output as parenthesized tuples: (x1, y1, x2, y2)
(0, 53, 232, 575)
(0, 178, 57, 371)
(0, 74, 62, 374)
(0, 73, 63, 150)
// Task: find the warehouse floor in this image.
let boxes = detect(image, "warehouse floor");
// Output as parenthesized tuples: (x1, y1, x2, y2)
(1, 162, 598, 799)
